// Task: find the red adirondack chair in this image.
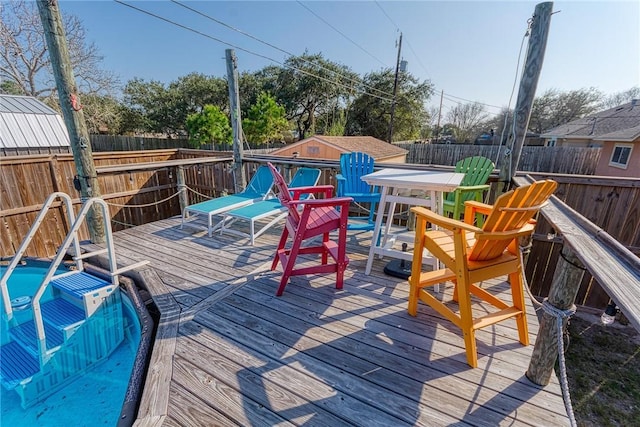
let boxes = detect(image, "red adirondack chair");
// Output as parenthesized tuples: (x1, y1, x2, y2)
(267, 163, 353, 296)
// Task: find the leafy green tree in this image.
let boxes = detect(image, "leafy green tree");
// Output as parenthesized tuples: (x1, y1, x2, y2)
(262, 52, 360, 139)
(239, 71, 276, 118)
(0, 80, 23, 95)
(123, 78, 175, 134)
(80, 94, 124, 134)
(185, 105, 232, 148)
(123, 73, 227, 135)
(346, 69, 432, 141)
(242, 92, 288, 146)
(323, 110, 347, 136)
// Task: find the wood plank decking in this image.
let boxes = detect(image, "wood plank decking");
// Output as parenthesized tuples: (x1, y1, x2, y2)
(98, 215, 570, 426)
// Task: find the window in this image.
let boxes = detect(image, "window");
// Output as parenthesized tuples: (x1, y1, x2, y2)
(307, 146, 320, 155)
(609, 143, 633, 169)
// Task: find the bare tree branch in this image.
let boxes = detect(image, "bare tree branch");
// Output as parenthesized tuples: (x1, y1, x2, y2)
(0, 0, 119, 99)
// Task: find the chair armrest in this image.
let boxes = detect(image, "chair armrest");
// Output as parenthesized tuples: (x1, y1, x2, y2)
(464, 200, 493, 216)
(289, 196, 353, 209)
(290, 185, 335, 199)
(454, 184, 490, 194)
(411, 206, 482, 233)
(335, 174, 346, 196)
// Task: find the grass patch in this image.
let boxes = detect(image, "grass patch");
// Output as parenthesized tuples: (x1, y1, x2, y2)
(564, 316, 640, 427)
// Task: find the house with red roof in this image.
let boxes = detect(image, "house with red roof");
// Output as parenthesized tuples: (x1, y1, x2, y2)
(269, 135, 408, 163)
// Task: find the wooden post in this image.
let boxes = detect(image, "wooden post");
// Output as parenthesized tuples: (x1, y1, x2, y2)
(434, 90, 444, 143)
(526, 245, 585, 385)
(37, 0, 104, 243)
(498, 2, 553, 191)
(176, 166, 188, 217)
(225, 49, 246, 193)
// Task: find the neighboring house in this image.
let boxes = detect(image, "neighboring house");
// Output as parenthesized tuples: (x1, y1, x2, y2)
(0, 94, 70, 156)
(541, 100, 640, 178)
(270, 135, 408, 163)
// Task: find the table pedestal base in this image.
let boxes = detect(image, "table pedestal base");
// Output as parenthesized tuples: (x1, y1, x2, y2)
(383, 258, 413, 279)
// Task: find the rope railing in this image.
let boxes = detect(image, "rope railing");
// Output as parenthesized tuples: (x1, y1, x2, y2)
(106, 188, 186, 208)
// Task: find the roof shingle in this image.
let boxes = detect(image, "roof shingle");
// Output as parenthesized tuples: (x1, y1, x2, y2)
(541, 100, 640, 141)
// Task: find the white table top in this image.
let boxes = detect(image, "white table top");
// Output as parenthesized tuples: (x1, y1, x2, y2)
(361, 168, 465, 192)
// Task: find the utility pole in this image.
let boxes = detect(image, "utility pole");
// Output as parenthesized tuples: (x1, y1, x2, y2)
(498, 2, 553, 191)
(37, 0, 104, 243)
(435, 89, 444, 143)
(225, 49, 246, 193)
(388, 32, 402, 143)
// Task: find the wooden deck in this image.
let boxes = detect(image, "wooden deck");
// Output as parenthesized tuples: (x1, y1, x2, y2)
(98, 215, 570, 426)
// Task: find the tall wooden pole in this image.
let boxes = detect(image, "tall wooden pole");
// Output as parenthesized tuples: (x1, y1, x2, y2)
(527, 246, 585, 385)
(499, 2, 553, 190)
(387, 32, 402, 143)
(37, 0, 104, 243)
(435, 89, 444, 143)
(225, 49, 246, 193)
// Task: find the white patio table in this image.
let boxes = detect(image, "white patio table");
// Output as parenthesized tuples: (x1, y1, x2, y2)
(361, 168, 465, 275)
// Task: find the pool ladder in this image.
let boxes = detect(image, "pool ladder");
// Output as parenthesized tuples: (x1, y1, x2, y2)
(1, 192, 149, 367)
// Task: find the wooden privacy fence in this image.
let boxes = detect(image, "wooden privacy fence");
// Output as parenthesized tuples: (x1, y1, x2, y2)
(90, 135, 192, 151)
(1, 148, 636, 310)
(1, 149, 229, 258)
(398, 143, 601, 175)
(0, 149, 330, 259)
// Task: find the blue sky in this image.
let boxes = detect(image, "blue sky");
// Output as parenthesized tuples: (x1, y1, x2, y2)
(59, 1, 639, 115)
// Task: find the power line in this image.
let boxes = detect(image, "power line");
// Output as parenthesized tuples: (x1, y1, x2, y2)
(297, 1, 388, 67)
(170, 0, 393, 99)
(403, 39, 432, 79)
(443, 92, 504, 110)
(373, 0, 503, 113)
(114, 0, 395, 102)
(375, 1, 400, 31)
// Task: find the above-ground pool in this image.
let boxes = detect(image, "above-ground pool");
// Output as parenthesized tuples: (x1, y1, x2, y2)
(1, 260, 146, 426)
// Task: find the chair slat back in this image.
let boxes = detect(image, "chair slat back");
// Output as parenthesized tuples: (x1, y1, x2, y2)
(268, 163, 301, 225)
(445, 156, 494, 204)
(244, 165, 275, 198)
(289, 167, 321, 191)
(340, 152, 375, 194)
(457, 156, 495, 186)
(469, 180, 557, 261)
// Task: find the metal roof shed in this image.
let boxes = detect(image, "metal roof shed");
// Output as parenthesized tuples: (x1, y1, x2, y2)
(0, 94, 70, 156)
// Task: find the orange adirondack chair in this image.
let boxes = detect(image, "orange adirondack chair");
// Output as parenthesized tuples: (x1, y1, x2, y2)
(267, 163, 353, 296)
(408, 179, 558, 367)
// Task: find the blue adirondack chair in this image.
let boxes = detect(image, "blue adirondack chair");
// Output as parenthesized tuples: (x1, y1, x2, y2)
(335, 152, 381, 231)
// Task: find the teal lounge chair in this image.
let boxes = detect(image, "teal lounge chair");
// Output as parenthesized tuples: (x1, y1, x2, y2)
(181, 165, 274, 237)
(219, 167, 322, 245)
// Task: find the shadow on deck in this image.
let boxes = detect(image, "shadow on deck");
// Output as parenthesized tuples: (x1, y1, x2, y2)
(98, 216, 569, 426)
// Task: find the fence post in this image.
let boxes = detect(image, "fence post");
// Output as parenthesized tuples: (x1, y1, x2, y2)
(526, 245, 585, 385)
(177, 166, 188, 217)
